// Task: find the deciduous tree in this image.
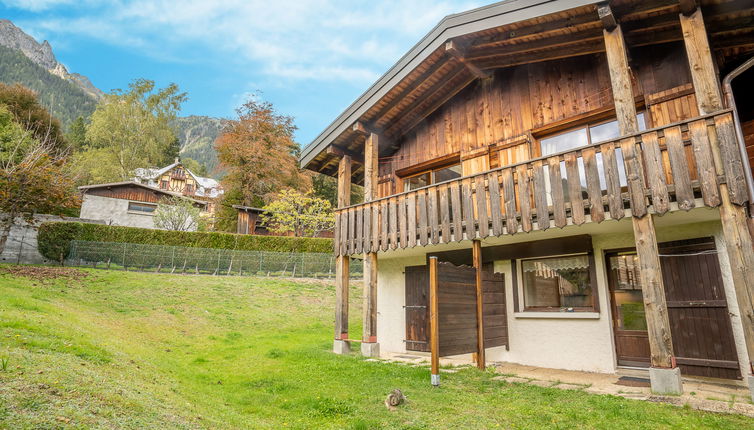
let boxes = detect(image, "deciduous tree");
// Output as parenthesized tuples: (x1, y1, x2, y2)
(153, 195, 202, 232)
(214, 95, 311, 231)
(260, 189, 334, 237)
(78, 79, 187, 182)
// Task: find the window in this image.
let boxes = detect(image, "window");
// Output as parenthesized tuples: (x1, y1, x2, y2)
(160, 180, 169, 189)
(608, 253, 647, 331)
(403, 163, 462, 191)
(521, 254, 594, 311)
(128, 202, 156, 214)
(538, 113, 646, 197)
(185, 183, 194, 194)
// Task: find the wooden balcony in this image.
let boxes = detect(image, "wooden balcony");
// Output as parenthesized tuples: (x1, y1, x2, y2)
(333, 110, 749, 256)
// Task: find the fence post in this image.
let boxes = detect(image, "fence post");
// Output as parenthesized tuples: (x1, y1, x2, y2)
(122, 242, 127, 271)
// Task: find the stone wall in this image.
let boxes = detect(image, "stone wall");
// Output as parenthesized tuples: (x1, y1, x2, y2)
(0, 214, 104, 265)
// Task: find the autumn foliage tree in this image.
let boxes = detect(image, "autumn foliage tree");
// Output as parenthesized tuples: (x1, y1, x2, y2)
(0, 106, 79, 254)
(215, 96, 311, 231)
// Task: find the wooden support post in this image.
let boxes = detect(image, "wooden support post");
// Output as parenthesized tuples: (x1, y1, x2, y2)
(472, 239, 485, 370)
(334, 154, 352, 354)
(362, 132, 379, 356)
(604, 17, 680, 392)
(429, 256, 440, 386)
(681, 9, 754, 379)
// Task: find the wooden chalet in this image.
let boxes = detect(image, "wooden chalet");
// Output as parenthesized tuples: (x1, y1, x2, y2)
(300, 0, 754, 396)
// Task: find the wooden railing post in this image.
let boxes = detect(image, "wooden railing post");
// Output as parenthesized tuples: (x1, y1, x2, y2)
(473, 239, 485, 370)
(362, 131, 380, 357)
(602, 4, 682, 394)
(681, 7, 754, 392)
(334, 153, 352, 354)
(429, 256, 440, 386)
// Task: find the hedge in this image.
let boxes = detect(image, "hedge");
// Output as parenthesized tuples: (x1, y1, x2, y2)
(37, 222, 334, 262)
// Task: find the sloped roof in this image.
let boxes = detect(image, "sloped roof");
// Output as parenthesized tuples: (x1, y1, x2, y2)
(78, 181, 208, 206)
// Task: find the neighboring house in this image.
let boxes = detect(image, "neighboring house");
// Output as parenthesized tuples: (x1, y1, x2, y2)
(299, 0, 754, 398)
(79, 181, 207, 230)
(133, 158, 222, 214)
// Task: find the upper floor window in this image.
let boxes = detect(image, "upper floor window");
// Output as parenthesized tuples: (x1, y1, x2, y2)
(539, 113, 646, 156)
(538, 113, 647, 191)
(160, 180, 169, 189)
(403, 163, 462, 192)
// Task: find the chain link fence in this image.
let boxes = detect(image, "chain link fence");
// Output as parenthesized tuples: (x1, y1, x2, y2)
(67, 240, 363, 278)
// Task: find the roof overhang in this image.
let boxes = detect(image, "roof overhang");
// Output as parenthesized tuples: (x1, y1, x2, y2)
(299, 0, 600, 169)
(79, 181, 209, 206)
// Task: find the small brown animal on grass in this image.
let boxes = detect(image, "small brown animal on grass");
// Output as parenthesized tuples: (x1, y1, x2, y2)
(384, 389, 406, 411)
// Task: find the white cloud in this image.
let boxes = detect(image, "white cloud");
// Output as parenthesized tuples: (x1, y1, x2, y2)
(10, 0, 484, 84)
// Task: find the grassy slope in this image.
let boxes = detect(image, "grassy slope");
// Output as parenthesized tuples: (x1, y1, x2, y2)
(0, 268, 751, 429)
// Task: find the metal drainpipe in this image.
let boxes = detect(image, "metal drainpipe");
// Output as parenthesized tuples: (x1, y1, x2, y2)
(722, 55, 754, 216)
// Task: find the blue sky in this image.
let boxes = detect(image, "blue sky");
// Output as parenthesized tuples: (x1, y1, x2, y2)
(0, 0, 485, 146)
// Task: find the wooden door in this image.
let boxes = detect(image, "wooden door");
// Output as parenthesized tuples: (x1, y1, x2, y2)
(405, 265, 429, 352)
(660, 238, 741, 380)
(607, 238, 741, 379)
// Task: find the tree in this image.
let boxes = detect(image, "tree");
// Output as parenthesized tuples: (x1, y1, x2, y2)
(65, 116, 88, 151)
(79, 79, 187, 182)
(260, 189, 335, 237)
(0, 83, 67, 152)
(181, 157, 208, 177)
(215, 95, 310, 210)
(153, 195, 202, 231)
(0, 111, 79, 255)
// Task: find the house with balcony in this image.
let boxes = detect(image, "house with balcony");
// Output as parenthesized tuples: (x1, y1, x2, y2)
(134, 158, 223, 214)
(299, 0, 754, 397)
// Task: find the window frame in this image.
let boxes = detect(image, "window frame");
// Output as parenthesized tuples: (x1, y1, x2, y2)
(127, 201, 157, 215)
(400, 160, 462, 192)
(536, 112, 648, 157)
(517, 252, 599, 313)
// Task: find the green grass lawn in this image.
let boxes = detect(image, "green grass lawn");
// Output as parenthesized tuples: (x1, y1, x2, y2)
(0, 266, 751, 429)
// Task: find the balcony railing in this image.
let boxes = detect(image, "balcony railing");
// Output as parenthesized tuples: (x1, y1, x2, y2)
(333, 110, 748, 256)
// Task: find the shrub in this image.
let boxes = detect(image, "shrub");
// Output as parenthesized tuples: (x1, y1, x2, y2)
(37, 222, 333, 261)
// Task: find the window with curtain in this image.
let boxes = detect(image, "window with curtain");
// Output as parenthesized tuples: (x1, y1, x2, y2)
(521, 254, 594, 311)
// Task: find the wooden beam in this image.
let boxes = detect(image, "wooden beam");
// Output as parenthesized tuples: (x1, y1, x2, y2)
(470, 12, 600, 49)
(604, 21, 676, 370)
(472, 240, 485, 370)
(681, 8, 754, 375)
(466, 28, 605, 61)
(334, 155, 351, 343)
(445, 39, 490, 80)
(429, 256, 440, 386)
(328, 145, 364, 165)
(679, 0, 699, 16)
(362, 132, 378, 345)
(680, 9, 723, 115)
(474, 39, 606, 70)
(598, 2, 618, 31)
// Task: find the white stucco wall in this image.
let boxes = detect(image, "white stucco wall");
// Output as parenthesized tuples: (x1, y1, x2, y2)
(374, 208, 750, 376)
(79, 194, 156, 229)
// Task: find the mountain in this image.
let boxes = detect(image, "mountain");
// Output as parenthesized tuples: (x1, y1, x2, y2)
(0, 43, 97, 127)
(172, 115, 224, 175)
(0, 19, 104, 100)
(0, 19, 224, 176)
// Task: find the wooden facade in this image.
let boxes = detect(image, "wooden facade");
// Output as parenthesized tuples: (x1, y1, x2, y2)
(303, 0, 754, 393)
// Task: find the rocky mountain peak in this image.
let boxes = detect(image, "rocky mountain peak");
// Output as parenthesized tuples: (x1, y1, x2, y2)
(0, 19, 103, 99)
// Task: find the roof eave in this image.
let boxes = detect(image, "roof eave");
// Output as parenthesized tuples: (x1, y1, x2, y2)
(299, 0, 601, 169)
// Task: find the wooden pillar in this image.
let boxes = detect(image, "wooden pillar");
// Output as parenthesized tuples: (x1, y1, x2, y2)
(603, 15, 677, 371)
(334, 154, 351, 352)
(681, 8, 754, 376)
(472, 239, 485, 369)
(362, 132, 379, 354)
(429, 256, 440, 386)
